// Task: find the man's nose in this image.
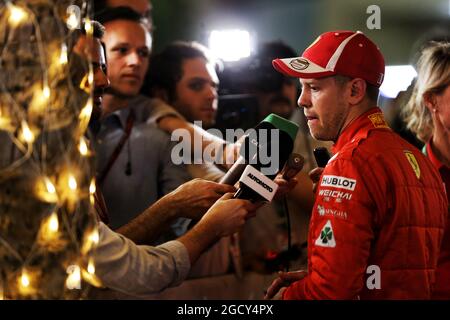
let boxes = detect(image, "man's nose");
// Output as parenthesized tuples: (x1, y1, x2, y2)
(126, 51, 141, 66)
(206, 83, 218, 100)
(297, 89, 310, 108)
(95, 69, 110, 90)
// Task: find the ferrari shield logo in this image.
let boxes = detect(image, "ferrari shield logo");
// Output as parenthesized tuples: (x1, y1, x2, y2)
(404, 151, 421, 179)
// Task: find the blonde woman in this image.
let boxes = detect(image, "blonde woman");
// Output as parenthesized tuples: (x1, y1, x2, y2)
(402, 41, 450, 299)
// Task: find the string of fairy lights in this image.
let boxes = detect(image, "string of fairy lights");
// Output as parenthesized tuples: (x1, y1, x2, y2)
(0, 0, 101, 299)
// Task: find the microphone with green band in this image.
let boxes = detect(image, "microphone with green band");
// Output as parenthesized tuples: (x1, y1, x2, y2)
(220, 113, 298, 187)
(223, 114, 299, 202)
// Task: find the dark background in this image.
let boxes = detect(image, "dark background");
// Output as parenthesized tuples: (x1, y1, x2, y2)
(151, 0, 450, 65)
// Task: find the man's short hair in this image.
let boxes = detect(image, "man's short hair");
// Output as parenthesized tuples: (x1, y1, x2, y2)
(94, 6, 145, 25)
(334, 75, 379, 103)
(81, 20, 105, 39)
(143, 41, 213, 103)
(68, 20, 105, 53)
(366, 83, 380, 102)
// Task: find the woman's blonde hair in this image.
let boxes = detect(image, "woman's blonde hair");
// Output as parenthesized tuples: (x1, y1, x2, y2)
(402, 41, 450, 142)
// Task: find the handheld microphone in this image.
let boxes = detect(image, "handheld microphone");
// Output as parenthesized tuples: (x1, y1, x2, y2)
(232, 114, 299, 202)
(219, 156, 249, 186)
(220, 113, 298, 187)
(313, 147, 331, 168)
(281, 153, 305, 180)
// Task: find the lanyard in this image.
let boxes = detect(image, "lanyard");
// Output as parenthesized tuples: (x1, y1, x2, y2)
(97, 109, 135, 186)
(93, 183, 110, 224)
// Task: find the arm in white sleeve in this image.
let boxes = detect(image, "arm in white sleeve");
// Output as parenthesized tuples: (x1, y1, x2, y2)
(93, 222, 191, 297)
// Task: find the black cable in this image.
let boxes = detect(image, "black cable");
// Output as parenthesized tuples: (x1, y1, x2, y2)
(279, 153, 304, 272)
(282, 195, 291, 272)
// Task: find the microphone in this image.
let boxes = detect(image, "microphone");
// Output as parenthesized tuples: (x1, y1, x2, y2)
(313, 147, 331, 168)
(220, 113, 299, 186)
(282, 153, 305, 180)
(219, 156, 249, 186)
(232, 114, 299, 202)
(234, 153, 304, 202)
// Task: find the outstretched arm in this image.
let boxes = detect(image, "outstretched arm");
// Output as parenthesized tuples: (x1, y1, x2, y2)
(94, 193, 260, 297)
(159, 116, 239, 169)
(116, 179, 235, 244)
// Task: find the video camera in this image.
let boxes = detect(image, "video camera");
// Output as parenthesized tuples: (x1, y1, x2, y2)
(214, 41, 299, 133)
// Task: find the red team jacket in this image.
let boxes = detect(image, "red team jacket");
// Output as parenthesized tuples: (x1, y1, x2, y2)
(283, 107, 448, 299)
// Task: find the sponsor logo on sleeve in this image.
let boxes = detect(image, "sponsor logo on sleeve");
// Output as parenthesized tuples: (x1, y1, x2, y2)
(320, 175, 357, 191)
(315, 220, 336, 248)
(316, 204, 348, 220)
(318, 188, 353, 202)
(317, 205, 325, 216)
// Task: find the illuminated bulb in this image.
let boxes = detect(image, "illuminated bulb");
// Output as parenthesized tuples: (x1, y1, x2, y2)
(89, 179, 96, 195)
(8, 3, 27, 26)
(66, 12, 79, 30)
(81, 228, 99, 255)
(36, 176, 58, 203)
(17, 269, 37, 295)
(80, 99, 93, 120)
(76, 98, 93, 135)
(29, 84, 50, 114)
(20, 121, 34, 143)
(59, 44, 68, 65)
(66, 265, 81, 290)
(45, 177, 56, 194)
(38, 210, 61, 246)
(90, 229, 99, 245)
(39, 211, 60, 243)
(48, 212, 59, 232)
(20, 272, 30, 288)
(84, 18, 93, 35)
(78, 137, 89, 156)
(87, 259, 95, 274)
(68, 175, 77, 191)
(89, 180, 96, 205)
(42, 85, 50, 99)
(0, 278, 4, 300)
(81, 259, 102, 287)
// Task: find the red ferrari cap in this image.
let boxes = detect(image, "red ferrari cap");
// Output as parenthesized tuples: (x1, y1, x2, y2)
(272, 31, 385, 87)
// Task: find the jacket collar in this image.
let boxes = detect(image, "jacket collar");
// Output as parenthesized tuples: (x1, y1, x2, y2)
(425, 141, 448, 172)
(332, 107, 389, 153)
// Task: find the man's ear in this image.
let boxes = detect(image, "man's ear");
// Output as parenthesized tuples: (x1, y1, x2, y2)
(348, 78, 366, 105)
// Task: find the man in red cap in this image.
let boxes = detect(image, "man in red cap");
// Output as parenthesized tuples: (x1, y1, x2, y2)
(265, 30, 448, 299)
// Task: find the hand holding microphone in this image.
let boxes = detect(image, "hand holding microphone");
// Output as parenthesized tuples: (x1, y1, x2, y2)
(272, 153, 305, 200)
(282, 153, 305, 180)
(231, 114, 300, 202)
